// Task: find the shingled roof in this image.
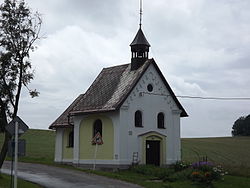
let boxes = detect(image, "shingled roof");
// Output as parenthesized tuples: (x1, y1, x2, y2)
(49, 59, 187, 129)
(130, 28, 151, 47)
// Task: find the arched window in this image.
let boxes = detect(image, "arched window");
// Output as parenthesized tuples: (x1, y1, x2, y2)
(68, 130, 74, 147)
(135, 110, 143, 127)
(93, 119, 102, 137)
(157, 112, 165, 129)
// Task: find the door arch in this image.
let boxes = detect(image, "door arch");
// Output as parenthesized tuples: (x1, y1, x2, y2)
(139, 131, 167, 166)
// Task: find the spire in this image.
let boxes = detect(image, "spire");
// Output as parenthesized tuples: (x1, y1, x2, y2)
(130, 0, 151, 71)
(130, 28, 150, 47)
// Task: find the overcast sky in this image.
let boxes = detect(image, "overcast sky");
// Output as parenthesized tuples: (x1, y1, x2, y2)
(12, 0, 250, 137)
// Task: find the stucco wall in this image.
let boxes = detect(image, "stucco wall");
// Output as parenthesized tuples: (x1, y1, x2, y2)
(79, 114, 114, 160)
(119, 64, 181, 165)
(62, 128, 73, 160)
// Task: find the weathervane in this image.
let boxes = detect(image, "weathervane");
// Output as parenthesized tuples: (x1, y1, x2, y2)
(139, 0, 142, 28)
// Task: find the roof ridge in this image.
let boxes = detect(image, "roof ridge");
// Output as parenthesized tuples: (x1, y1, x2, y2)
(103, 63, 129, 70)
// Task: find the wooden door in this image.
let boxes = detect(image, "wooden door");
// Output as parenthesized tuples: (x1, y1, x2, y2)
(146, 140, 160, 166)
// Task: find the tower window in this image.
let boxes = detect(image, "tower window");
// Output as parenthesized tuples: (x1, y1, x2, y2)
(147, 84, 153, 92)
(93, 119, 102, 137)
(138, 51, 143, 58)
(157, 112, 165, 129)
(135, 110, 143, 127)
(68, 130, 74, 147)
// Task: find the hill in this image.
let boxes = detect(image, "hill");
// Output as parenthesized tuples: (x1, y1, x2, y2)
(1, 129, 250, 176)
(0, 129, 55, 165)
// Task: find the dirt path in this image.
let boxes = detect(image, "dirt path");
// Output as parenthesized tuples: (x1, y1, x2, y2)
(2, 161, 142, 188)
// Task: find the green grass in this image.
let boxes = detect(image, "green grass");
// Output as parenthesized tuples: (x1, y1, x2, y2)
(182, 137, 250, 177)
(83, 168, 250, 188)
(0, 129, 55, 165)
(1, 129, 250, 188)
(18, 129, 55, 164)
(0, 173, 42, 188)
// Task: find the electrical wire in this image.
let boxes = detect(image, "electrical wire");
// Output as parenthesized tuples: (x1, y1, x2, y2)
(141, 92, 250, 101)
(176, 96, 250, 100)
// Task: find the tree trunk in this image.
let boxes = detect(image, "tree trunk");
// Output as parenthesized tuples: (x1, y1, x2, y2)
(0, 131, 11, 169)
(0, 99, 11, 169)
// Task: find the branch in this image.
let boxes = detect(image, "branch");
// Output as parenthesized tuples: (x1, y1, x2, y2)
(2, 77, 15, 107)
(24, 15, 42, 56)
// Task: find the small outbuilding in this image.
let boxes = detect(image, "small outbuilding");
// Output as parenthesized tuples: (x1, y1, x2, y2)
(49, 25, 188, 168)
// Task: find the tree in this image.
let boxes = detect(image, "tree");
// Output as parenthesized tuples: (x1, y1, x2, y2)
(0, 0, 41, 169)
(232, 115, 250, 136)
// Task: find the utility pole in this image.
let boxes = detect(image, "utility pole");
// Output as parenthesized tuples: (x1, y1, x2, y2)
(14, 121, 18, 188)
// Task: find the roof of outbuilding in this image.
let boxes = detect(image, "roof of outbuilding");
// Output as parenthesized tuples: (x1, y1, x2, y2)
(49, 59, 187, 129)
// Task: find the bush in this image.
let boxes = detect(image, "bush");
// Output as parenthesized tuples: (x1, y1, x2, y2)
(130, 162, 227, 186)
(172, 161, 191, 172)
(190, 162, 228, 184)
(165, 168, 194, 182)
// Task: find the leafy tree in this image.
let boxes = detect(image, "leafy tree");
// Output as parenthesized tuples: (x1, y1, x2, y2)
(232, 115, 250, 136)
(0, 0, 41, 169)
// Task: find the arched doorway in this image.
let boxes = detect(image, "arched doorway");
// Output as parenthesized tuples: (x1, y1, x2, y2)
(139, 131, 166, 166)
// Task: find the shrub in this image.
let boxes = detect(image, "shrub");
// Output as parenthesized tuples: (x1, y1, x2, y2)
(173, 161, 191, 172)
(190, 161, 228, 184)
(165, 168, 193, 182)
(130, 162, 227, 185)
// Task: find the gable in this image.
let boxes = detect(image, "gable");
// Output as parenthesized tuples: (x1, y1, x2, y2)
(49, 59, 187, 129)
(120, 61, 187, 117)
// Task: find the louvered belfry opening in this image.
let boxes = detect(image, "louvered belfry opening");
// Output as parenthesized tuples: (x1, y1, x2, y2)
(130, 28, 150, 70)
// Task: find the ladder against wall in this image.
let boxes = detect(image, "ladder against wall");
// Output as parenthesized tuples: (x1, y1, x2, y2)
(132, 152, 139, 165)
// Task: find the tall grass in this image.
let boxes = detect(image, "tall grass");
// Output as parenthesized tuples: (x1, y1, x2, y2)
(182, 137, 250, 177)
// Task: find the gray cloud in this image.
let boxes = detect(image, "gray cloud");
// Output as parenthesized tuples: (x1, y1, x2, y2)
(16, 0, 250, 137)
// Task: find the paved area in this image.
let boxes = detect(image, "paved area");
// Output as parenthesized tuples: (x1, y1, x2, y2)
(2, 161, 142, 188)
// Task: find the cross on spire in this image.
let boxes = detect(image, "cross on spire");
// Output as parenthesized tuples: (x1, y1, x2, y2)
(139, 0, 142, 28)
(130, 0, 150, 71)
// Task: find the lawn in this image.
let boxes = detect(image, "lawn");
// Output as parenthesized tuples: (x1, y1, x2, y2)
(0, 129, 55, 165)
(85, 165, 250, 188)
(0, 173, 42, 188)
(1, 129, 250, 188)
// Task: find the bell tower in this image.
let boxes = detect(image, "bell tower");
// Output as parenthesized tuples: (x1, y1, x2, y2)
(130, 0, 150, 71)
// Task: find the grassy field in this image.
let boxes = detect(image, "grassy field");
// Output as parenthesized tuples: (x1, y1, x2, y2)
(182, 137, 250, 177)
(0, 130, 250, 174)
(1, 129, 250, 187)
(0, 129, 55, 164)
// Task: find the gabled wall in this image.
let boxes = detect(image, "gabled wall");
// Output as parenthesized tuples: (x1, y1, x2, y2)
(119, 63, 182, 165)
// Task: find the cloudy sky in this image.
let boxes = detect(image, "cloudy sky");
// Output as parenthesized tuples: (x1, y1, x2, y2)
(12, 0, 250, 137)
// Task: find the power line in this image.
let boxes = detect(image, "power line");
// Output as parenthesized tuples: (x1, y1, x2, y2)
(176, 95, 250, 100)
(141, 92, 250, 101)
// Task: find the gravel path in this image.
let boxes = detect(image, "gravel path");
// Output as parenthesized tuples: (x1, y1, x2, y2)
(2, 161, 143, 188)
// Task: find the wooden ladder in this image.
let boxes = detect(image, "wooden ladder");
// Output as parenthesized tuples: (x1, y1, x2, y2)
(132, 152, 139, 165)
